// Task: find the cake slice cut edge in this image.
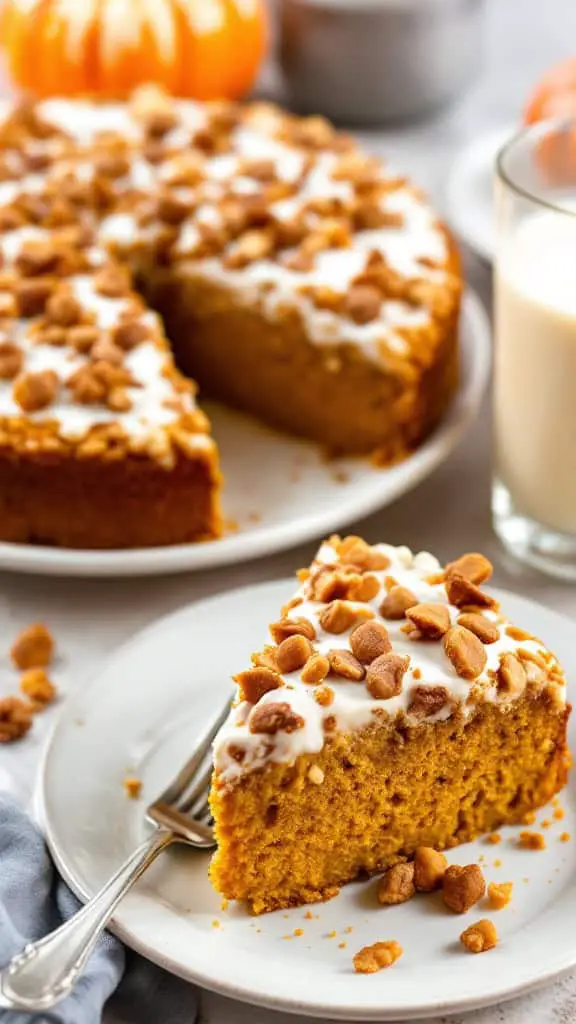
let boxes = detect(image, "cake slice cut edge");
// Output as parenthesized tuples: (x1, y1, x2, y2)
(209, 535, 571, 915)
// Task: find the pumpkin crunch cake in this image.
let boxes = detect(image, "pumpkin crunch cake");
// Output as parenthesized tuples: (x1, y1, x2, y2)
(0, 87, 461, 547)
(209, 536, 570, 914)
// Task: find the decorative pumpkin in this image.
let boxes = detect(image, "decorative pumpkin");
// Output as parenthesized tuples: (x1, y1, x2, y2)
(0, 0, 268, 101)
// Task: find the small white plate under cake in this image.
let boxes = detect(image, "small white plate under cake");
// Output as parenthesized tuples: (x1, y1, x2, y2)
(38, 573, 576, 1020)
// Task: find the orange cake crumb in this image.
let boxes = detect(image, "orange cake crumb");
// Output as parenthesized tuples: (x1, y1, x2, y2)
(560, 832, 571, 842)
(338, 941, 347, 949)
(11, 623, 54, 670)
(487, 833, 501, 845)
(553, 808, 565, 820)
(327, 930, 337, 939)
(123, 777, 142, 799)
(519, 831, 546, 850)
(493, 859, 502, 868)
(521, 811, 537, 826)
(487, 881, 513, 909)
(0, 696, 32, 742)
(20, 668, 56, 708)
(460, 919, 498, 953)
(353, 940, 403, 974)
(293, 928, 304, 937)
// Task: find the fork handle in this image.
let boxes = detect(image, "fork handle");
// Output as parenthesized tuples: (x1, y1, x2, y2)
(0, 828, 174, 1013)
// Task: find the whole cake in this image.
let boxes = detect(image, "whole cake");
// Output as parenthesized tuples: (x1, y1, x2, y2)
(0, 87, 461, 548)
(209, 536, 570, 914)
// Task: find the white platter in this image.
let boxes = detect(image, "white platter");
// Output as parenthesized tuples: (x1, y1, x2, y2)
(445, 127, 514, 263)
(0, 290, 489, 577)
(39, 578, 576, 1020)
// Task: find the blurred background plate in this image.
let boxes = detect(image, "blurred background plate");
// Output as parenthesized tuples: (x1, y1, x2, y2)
(445, 126, 514, 263)
(0, 289, 490, 578)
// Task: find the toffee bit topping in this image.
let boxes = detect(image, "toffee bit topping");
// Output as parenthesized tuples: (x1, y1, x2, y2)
(366, 652, 409, 700)
(445, 552, 493, 585)
(457, 612, 499, 644)
(405, 603, 450, 639)
(408, 684, 450, 718)
(445, 572, 497, 610)
(270, 617, 316, 643)
(249, 701, 305, 735)
(353, 940, 403, 974)
(379, 585, 418, 620)
(319, 599, 367, 635)
(443, 625, 487, 680)
(0, 341, 23, 380)
(497, 653, 527, 695)
(234, 666, 284, 705)
(349, 620, 391, 664)
(0, 696, 32, 742)
(275, 634, 313, 673)
(301, 654, 330, 684)
(377, 862, 415, 905)
(11, 622, 54, 669)
(413, 847, 447, 892)
(460, 919, 498, 954)
(442, 864, 486, 913)
(327, 648, 365, 681)
(13, 369, 58, 411)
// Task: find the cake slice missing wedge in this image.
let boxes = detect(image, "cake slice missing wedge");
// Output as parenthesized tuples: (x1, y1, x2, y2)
(209, 536, 571, 914)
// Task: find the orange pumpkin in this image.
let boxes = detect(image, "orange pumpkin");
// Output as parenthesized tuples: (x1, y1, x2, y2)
(524, 57, 576, 124)
(0, 0, 268, 101)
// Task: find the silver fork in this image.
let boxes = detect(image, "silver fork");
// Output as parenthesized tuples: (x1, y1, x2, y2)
(0, 697, 231, 1013)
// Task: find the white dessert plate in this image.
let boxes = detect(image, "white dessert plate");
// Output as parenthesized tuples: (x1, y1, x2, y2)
(0, 290, 489, 578)
(38, 578, 576, 1020)
(445, 127, 515, 263)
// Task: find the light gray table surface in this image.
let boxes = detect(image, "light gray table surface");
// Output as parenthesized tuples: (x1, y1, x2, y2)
(2, 0, 576, 1021)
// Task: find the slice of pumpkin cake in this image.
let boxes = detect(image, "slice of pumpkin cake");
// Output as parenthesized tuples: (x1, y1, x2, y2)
(209, 536, 570, 914)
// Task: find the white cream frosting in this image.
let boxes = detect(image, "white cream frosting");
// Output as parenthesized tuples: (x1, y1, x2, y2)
(213, 540, 566, 785)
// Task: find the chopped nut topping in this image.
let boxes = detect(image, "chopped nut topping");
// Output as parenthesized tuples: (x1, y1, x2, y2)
(445, 553, 493, 584)
(68, 325, 100, 353)
(11, 622, 54, 669)
(379, 586, 418, 620)
(15, 277, 55, 317)
(234, 666, 284, 704)
(445, 572, 497, 610)
(327, 648, 365, 681)
(94, 263, 131, 298)
(270, 617, 316, 643)
(13, 369, 58, 412)
(249, 701, 305, 735)
(113, 318, 150, 351)
(349, 620, 391, 664)
(0, 696, 32, 742)
(460, 919, 498, 954)
(487, 881, 513, 909)
(457, 613, 499, 644)
(0, 341, 23, 380)
(497, 653, 527, 695)
(353, 940, 403, 973)
(377, 862, 415, 905)
(413, 847, 447, 891)
(443, 625, 487, 680)
(408, 684, 450, 718)
(20, 667, 56, 706)
(301, 653, 330, 684)
(442, 864, 486, 913)
(405, 603, 450, 639)
(366, 652, 410, 700)
(275, 634, 313, 673)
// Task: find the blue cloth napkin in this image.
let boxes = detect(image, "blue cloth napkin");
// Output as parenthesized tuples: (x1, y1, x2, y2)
(0, 794, 198, 1024)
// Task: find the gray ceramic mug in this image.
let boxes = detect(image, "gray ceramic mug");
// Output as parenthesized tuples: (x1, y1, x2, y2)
(278, 0, 485, 125)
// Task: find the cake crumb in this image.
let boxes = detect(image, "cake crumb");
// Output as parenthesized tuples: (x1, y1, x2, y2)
(283, 913, 289, 919)
(212, 919, 220, 928)
(0, 696, 33, 742)
(294, 928, 304, 937)
(327, 930, 337, 939)
(553, 808, 565, 821)
(338, 941, 347, 949)
(11, 623, 54, 670)
(487, 833, 501, 845)
(460, 919, 498, 953)
(223, 518, 239, 534)
(123, 777, 142, 799)
(493, 859, 502, 868)
(541, 819, 551, 828)
(304, 910, 318, 920)
(353, 940, 403, 974)
(560, 832, 571, 843)
(344, 926, 353, 934)
(521, 811, 536, 826)
(20, 668, 56, 708)
(220, 898, 229, 911)
(519, 831, 546, 850)
(487, 881, 513, 910)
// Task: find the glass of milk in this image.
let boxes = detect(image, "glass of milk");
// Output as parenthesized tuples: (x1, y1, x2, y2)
(493, 119, 576, 578)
